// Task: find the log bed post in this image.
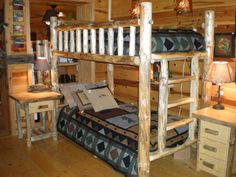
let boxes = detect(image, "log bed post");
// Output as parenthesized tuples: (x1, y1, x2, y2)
(107, 28, 114, 93)
(138, 2, 152, 177)
(50, 17, 59, 91)
(202, 10, 215, 106)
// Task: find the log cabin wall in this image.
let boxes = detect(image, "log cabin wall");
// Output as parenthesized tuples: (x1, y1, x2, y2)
(94, 0, 109, 82)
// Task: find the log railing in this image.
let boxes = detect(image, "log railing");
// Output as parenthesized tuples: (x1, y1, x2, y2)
(54, 19, 140, 64)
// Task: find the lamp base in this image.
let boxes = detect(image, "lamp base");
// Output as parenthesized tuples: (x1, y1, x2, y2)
(212, 103, 225, 110)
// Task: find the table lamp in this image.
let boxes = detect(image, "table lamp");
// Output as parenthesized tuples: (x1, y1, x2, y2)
(28, 57, 51, 92)
(205, 61, 234, 110)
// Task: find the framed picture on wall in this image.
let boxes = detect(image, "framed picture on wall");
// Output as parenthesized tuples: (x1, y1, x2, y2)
(214, 33, 235, 58)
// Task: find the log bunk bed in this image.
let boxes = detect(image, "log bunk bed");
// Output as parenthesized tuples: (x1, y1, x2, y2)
(49, 2, 215, 177)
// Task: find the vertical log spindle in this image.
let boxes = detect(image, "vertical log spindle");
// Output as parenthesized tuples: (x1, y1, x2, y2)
(58, 31, 63, 51)
(99, 28, 105, 55)
(107, 28, 114, 93)
(83, 29, 88, 53)
(64, 31, 69, 52)
(90, 29, 96, 82)
(129, 26, 136, 56)
(117, 27, 124, 56)
(76, 29, 82, 53)
(70, 30, 75, 52)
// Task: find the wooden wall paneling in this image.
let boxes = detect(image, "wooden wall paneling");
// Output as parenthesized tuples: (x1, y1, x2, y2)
(76, 3, 94, 21)
(114, 65, 139, 81)
(94, 0, 108, 21)
(7, 64, 33, 136)
(95, 63, 107, 82)
(0, 61, 10, 136)
(76, 3, 95, 83)
(111, 0, 131, 19)
(111, 1, 235, 33)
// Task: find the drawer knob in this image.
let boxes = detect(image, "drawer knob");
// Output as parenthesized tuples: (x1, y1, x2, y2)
(205, 128, 219, 136)
(38, 105, 48, 109)
(202, 160, 215, 169)
(203, 144, 217, 152)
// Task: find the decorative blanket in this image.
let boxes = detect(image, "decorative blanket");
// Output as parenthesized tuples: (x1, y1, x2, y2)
(57, 105, 188, 177)
(109, 29, 205, 55)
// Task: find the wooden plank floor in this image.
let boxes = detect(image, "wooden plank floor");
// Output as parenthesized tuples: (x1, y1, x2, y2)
(0, 135, 235, 177)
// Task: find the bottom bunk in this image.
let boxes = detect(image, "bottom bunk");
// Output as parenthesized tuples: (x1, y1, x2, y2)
(57, 104, 189, 177)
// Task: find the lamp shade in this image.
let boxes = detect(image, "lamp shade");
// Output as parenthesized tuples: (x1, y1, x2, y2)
(35, 57, 50, 71)
(42, 5, 58, 25)
(205, 61, 234, 84)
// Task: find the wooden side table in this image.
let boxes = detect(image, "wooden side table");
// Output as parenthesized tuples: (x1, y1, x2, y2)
(193, 107, 236, 177)
(9, 91, 62, 147)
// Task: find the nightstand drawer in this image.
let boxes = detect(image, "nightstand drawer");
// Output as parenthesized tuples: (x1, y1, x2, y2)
(198, 153, 226, 177)
(200, 120, 231, 143)
(29, 100, 54, 113)
(199, 137, 229, 161)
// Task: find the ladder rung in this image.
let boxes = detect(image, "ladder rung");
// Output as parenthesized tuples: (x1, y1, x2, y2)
(150, 139, 197, 161)
(168, 76, 196, 84)
(151, 76, 195, 85)
(168, 97, 194, 108)
(166, 118, 193, 131)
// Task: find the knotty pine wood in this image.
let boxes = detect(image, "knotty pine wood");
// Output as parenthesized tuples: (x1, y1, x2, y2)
(1, 135, 232, 177)
(112, 1, 236, 33)
(0, 61, 10, 136)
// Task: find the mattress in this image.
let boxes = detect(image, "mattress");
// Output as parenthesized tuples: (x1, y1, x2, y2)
(57, 104, 188, 177)
(103, 29, 205, 55)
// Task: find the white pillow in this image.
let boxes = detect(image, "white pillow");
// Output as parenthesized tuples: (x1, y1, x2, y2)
(71, 90, 93, 111)
(60, 80, 107, 108)
(84, 87, 119, 112)
(59, 83, 86, 108)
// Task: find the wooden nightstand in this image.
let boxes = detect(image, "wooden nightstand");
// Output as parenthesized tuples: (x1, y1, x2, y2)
(9, 91, 62, 147)
(193, 107, 236, 177)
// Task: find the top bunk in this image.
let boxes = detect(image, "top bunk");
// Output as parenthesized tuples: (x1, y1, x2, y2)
(50, 4, 209, 66)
